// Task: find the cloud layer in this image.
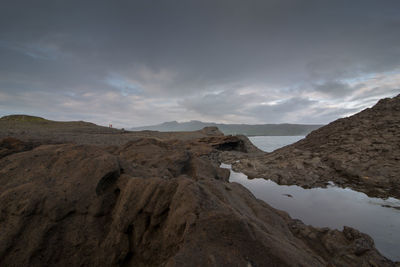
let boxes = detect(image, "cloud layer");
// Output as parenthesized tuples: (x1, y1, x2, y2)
(1, 0, 399, 127)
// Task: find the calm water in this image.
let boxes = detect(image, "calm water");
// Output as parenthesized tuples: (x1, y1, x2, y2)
(249, 136, 305, 152)
(226, 136, 400, 261)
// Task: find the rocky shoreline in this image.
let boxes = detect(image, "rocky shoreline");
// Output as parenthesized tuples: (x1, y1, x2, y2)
(0, 97, 399, 266)
(224, 94, 400, 200)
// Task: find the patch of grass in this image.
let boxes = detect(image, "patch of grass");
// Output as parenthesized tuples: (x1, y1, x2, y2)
(0, 115, 50, 122)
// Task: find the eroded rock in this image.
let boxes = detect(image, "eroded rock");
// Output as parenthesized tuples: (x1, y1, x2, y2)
(0, 136, 396, 266)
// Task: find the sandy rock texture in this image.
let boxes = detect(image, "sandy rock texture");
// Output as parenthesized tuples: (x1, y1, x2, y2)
(0, 134, 397, 266)
(230, 94, 400, 199)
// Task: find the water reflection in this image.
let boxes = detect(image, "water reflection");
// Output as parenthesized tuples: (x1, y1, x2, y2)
(222, 163, 400, 261)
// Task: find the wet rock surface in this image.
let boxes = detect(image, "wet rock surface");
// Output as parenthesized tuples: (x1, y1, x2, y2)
(229, 94, 400, 199)
(0, 134, 397, 266)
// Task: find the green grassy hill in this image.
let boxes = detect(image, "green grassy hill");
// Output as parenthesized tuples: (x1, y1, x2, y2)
(0, 115, 50, 122)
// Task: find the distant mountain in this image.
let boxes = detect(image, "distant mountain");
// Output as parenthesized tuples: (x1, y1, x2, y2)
(130, 120, 323, 136)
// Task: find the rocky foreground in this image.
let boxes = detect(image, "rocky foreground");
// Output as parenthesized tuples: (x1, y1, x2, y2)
(0, 112, 398, 266)
(228, 94, 400, 199)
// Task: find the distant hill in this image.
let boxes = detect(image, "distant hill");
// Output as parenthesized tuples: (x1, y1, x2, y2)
(130, 121, 323, 136)
(0, 115, 50, 122)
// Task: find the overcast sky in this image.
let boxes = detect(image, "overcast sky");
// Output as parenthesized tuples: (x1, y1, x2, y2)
(1, 0, 399, 127)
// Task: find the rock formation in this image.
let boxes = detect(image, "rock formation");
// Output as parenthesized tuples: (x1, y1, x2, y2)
(0, 131, 397, 266)
(230, 94, 400, 199)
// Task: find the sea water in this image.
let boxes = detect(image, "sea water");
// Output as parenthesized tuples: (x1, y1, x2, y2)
(248, 135, 305, 152)
(225, 136, 400, 261)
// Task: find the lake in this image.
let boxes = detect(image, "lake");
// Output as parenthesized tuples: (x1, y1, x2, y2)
(226, 136, 400, 261)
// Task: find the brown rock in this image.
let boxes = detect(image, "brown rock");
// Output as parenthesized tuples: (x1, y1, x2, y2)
(0, 137, 396, 266)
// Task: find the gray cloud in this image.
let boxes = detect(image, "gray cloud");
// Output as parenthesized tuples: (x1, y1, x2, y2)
(245, 97, 318, 123)
(0, 0, 400, 126)
(313, 81, 357, 97)
(181, 90, 255, 116)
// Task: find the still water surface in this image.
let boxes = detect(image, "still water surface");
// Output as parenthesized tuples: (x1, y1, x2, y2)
(248, 135, 305, 152)
(226, 136, 400, 261)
